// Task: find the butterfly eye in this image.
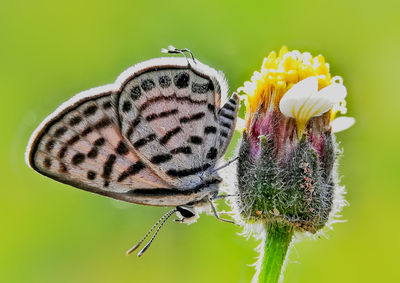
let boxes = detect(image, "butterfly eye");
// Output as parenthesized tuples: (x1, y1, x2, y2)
(176, 205, 196, 218)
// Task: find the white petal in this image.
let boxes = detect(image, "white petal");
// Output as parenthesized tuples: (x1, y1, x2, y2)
(318, 82, 347, 104)
(298, 93, 336, 119)
(331, 117, 355, 133)
(279, 77, 318, 118)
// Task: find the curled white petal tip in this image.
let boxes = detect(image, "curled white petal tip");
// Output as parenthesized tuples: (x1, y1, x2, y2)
(331, 117, 355, 133)
(318, 82, 347, 103)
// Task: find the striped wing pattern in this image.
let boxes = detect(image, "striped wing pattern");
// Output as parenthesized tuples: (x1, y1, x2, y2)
(29, 92, 171, 200)
(118, 68, 232, 188)
(217, 93, 240, 158)
(27, 60, 239, 206)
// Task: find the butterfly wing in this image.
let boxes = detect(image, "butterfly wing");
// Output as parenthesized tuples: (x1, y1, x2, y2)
(117, 59, 233, 190)
(217, 93, 240, 158)
(26, 85, 183, 204)
(26, 57, 237, 206)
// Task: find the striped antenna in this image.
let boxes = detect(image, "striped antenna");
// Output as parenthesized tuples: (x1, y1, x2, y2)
(126, 208, 177, 256)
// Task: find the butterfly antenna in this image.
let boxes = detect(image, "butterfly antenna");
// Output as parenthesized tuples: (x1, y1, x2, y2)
(213, 157, 238, 172)
(161, 45, 196, 64)
(137, 208, 177, 257)
(126, 208, 177, 256)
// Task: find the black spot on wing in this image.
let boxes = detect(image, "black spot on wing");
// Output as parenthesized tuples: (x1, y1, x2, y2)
(69, 116, 82, 126)
(204, 126, 217, 134)
(151, 154, 173, 164)
(130, 86, 142, 100)
(82, 127, 93, 137)
(141, 79, 155, 91)
(72, 153, 85, 165)
(67, 135, 80, 146)
(206, 147, 218, 160)
(122, 101, 132, 112)
(83, 105, 98, 117)
(179, 112, 205, 123)
(59, 163, 68, 173)
(94, 118, 112, 129)
(102, 101, 112, 109)
(133, 116, 141, 127)
(102, 154, 116, 180)
(192, 81, 212, 93)
(207, 104, 215, 113)
(170, 146, 192, 155)
(58, 146, 67, 159)
(126, 117, 141, 138)
(87, 171, 96, 180)
(160, 127, 182, 145)
(116, 141, 129, 155)
(133, 134, 156, 148)
(43, 158, 52, 168)
(159, 75, 171, 88)
(220, 131, 228, 138)
(87, 147, 98, 159)
(145, 109, 178, 122)
(189, 136, 203, 145)
(94, 137, 105, 146)
(166, 163, 211, 177)
(54, 127, 67, 138)
(117, 161, 145, 182)
(45, 140, 55, 152)
(174, 72, 189, 89)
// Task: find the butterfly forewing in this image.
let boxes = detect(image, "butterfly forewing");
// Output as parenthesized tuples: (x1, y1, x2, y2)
(118, 67, 224, 188)
(28, 91, 172, 203)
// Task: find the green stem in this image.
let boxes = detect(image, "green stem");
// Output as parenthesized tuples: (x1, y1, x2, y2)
(258, 223, 294, 283)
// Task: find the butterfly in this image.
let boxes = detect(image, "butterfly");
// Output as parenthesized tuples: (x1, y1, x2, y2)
(25, 46, 240, 256)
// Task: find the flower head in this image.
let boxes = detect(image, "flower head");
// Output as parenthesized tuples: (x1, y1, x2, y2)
(235, 47, 354, 233)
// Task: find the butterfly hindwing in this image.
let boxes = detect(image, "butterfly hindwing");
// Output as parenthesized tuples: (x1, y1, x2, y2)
(118, 66, 226, 189)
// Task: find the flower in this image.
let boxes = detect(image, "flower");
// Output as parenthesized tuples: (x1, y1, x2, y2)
(235, 47, 354, 232)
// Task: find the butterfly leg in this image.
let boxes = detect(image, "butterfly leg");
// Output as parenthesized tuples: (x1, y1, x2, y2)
(208, 198, 236, 224)
(213, 156, 238, 172)
(211, 194, 238, 201)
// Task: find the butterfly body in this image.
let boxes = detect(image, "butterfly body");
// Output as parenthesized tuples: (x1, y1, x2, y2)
(26, 56, 239, 215)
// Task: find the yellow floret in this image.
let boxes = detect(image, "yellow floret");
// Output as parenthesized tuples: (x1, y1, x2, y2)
(241, 47, 335, 126)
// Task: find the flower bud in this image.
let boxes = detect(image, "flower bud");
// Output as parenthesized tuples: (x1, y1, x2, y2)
(235, 47, 353, 233)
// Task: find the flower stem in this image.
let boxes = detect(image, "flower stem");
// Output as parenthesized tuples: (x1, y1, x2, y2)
(258, 223, 294, 283)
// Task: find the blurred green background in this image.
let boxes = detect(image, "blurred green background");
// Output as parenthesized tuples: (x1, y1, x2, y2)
(1, 0, 399, 282)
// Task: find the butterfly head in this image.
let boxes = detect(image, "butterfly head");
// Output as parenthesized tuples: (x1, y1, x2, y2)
(176, 198, 210, 224)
